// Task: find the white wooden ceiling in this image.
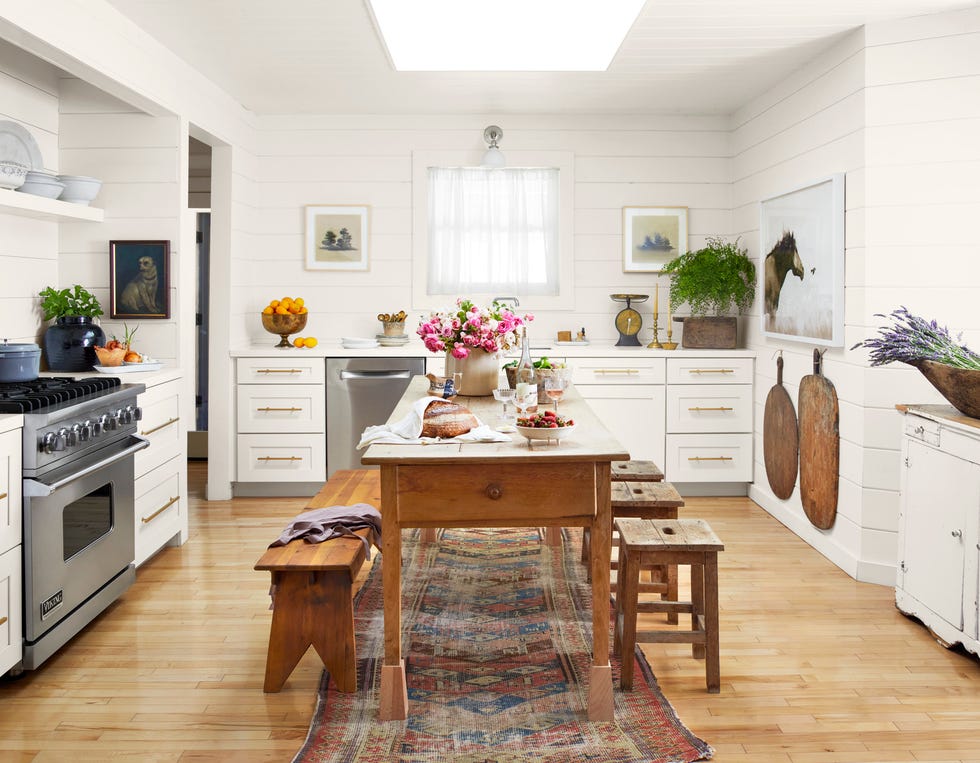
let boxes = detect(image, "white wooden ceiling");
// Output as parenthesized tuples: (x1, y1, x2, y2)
(106, 0, 978, 114)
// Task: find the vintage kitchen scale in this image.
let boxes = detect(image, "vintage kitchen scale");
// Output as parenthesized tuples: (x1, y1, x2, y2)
(610, 294, 649, 347)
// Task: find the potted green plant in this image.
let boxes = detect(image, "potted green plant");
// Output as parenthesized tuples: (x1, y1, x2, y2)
(39, 284, 106, 371)
(661, 236, 756, 349)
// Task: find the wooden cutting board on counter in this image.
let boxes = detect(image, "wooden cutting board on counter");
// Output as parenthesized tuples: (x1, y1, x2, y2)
(763, 354, 798, 500)
(798, 349, 839, 530)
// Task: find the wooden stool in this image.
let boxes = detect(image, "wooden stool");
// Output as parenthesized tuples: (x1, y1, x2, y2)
(611, 460, 665, 482)
(613, 518, 724, 693)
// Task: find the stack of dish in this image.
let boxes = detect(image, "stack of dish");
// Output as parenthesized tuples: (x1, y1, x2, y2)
(341, 337, 379, 349)
(57, 174, 102, 205)
(0, 120, 42, 189)
(376, 333, 411, 347)
(17, 169, 64, 199)
(0, 160, 28, 189)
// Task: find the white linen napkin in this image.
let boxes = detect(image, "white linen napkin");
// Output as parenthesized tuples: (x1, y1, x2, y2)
(357, 396, 510, 448)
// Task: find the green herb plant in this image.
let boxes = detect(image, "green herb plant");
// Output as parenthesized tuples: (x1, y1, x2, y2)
(39, 285, 104, 320)
(661, 236, 756, 317)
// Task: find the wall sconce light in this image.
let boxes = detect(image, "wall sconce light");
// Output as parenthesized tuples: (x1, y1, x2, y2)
(482, 125, 505, 168)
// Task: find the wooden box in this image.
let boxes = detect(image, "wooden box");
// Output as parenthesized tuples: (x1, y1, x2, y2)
(679, 317, 737, 349)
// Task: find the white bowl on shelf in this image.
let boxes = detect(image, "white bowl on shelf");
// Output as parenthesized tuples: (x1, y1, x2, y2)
(57, 174, 102, 205)
(0, 160, 29, 190)
(17, 174, 65, 199)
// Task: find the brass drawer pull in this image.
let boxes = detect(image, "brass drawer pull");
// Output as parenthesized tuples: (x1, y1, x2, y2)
(688, 406, 734, 412)
(0, 492, 6, 501)
(256, 406, 303, 412)
(142, 496, 179, 524)
(689, 368, 734, 374)
(594, 368, 639, 375)
(688, 456, 734, 462)
(257, 456, 303, 462)
(141, 416, 179, 436)
(0, 616, 6, 627)
(256, 368, 303, 374)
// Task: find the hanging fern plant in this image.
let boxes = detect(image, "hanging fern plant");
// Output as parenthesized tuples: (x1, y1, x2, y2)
(661, 236, 755, 317)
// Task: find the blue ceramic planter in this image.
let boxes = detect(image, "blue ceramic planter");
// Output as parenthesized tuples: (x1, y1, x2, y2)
(44, 316, 106, 372)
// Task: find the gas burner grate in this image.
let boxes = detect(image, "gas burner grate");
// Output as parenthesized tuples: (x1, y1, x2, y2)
(0, 376, 121, 413)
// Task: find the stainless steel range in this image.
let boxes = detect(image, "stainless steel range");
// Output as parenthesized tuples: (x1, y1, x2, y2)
(0, 376, 148, 670)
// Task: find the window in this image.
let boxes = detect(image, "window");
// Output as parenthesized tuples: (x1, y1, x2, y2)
(427, 167, 559, 296)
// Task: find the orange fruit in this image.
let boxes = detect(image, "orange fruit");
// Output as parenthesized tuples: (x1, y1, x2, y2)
(275, 306, 288, 315)
(269, 300, 280, 308)
(294, 297, 304, 307)
(303, 337, 318, 348)
(261, 306, 273, 315)
(293, 337, 304, 348)
(299, 306, 308, 314)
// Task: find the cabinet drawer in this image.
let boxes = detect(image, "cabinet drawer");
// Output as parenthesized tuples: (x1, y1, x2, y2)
(665, 433, 753, 482)
(666, 384, 753, 433)
(238, 357, 325, 384)
(666, 357, 753, 385)
(136, 389, 181, 478)
(904, 415, 941, 446)
(571, 358, 665, 386)
(237, 434, 326, 482)
(0, 428, 21, 555)
(0, 544, 22, 675)
(237, 384, 325, 434)
(135, 462, 183, 567)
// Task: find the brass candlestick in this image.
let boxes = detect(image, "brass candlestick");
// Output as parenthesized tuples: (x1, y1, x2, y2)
(646, 312, 662, 348)
(662, 320, 678, 350)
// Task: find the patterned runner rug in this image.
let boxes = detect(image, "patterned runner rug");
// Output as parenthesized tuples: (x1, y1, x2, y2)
(295, 527, 713, 763)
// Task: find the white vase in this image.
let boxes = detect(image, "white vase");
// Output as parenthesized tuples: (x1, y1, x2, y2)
(446, 349, 500, 396)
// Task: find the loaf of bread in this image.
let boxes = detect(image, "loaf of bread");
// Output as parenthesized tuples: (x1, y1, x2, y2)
(421, 400, 479, 438)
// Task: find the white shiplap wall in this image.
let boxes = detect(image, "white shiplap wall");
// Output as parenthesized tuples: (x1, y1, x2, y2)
(243, 114, 732, 347)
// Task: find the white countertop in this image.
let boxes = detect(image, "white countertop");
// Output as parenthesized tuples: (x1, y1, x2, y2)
(0, 413, 24, 434)
(41, 367, 183, 388)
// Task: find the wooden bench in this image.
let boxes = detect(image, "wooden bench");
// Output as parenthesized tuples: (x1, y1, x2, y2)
(611, 460, 665, 482)
(253, 470, 379, 693)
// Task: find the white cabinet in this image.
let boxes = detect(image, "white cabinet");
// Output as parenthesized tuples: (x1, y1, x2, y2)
(235, 357, 326, 484)
(135, 374, 188, 566)
(664, 356, 753, 483)
(896, 406, 980, 656)
(0, 418, 22, 674)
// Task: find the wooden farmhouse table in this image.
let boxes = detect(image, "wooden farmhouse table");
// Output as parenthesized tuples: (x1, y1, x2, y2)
(361, 376, 629, 722)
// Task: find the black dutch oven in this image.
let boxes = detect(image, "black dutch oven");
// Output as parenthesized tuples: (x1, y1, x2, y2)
(0, 339, 41, 382)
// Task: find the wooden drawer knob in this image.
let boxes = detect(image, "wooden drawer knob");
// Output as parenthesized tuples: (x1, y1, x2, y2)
(485, 483, 503, 500)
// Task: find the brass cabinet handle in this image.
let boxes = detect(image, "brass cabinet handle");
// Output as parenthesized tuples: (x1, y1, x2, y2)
(256, 368, 302, 374)
(0, 616, 6, 627)
(689, 368, 734, 374)
(594, 368, 639, 375)
(688, 406, 734, 412)
(141, 416, 179, 436)
(0, 492, 6, 501)
(256, 406, 303, 412)
(257, 456, 303, 462)
(688, 456, 734, 462)
(142, 496, 179, 524)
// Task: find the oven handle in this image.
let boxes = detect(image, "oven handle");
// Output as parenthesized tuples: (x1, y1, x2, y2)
(23, 436, 150, 497)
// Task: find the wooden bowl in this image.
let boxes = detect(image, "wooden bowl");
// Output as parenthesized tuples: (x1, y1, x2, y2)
(913, 360, 980, 419)
(261, 312, 307, 348)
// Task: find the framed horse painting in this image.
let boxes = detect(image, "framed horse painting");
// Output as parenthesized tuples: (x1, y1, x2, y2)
(759, 174, 845, 346)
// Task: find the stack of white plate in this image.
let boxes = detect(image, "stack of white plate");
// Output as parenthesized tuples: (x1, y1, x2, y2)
(17, 169, 64, 199)
(376, 333, 410, 347)
(341, 337, 379, 349)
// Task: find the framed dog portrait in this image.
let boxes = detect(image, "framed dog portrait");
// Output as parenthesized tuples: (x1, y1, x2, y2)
(109, 240, 170, 319)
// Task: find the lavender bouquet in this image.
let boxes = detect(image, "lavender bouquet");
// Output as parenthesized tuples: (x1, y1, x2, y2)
(852, 307, 980, 370)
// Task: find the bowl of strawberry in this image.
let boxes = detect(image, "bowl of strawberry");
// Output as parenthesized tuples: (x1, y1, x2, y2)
(516, 410, 576, 442)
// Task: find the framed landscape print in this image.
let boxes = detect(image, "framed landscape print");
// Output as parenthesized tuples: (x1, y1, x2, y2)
(623, 206, 687, 273)
(305, 205, 369, 271)
(109, 240, 170, 319)
(759, 174, 845, 346)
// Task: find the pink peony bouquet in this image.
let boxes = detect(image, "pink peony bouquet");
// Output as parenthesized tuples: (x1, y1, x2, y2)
(417, 299, 533, 359)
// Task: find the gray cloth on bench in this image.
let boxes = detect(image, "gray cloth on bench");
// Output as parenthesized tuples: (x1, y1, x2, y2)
(270, 503, 382, 559)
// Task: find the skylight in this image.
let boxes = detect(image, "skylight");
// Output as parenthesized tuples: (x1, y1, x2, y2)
(366, 0, 645, 71)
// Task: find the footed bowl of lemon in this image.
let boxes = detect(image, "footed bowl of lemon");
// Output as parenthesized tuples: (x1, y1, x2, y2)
(261, 296, 309, 347)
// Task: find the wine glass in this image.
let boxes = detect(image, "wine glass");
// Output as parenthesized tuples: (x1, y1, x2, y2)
(544, 375, 567, 412)
(514, 382, 537, 422)
(492, 387, 516, 428)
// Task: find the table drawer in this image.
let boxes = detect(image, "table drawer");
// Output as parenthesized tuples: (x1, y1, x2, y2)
(237, 434, 326, 482)
(135, 461, 183, 566)
(0, 544, 22, 675)
(237, 384, 325, 434)
(136, 389, 181, 478)
(238, 357, 325, 384)
(666, 384, 753, 433)
(666, 357, 753, 385)
(395, 462, 597, 525)
(665, 433, 753, 482)
(571, 358, 665, 386)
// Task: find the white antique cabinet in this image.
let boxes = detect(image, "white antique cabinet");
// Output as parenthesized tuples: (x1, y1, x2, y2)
(0, 416, 23, 675)
(896, 405, 980, 656)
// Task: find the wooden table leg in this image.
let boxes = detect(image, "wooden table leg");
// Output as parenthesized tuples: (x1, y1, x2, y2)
(379, 465, 408, 720)
(588, 461, 614, 721)
(704, 551, 721, 694)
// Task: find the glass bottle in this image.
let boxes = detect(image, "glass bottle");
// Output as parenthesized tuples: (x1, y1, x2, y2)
(515, 325, 537, 415)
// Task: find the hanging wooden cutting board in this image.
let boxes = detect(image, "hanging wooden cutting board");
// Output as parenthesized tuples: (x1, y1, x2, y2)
(798, 349, 840, 530)
(763, 354, 798, 500)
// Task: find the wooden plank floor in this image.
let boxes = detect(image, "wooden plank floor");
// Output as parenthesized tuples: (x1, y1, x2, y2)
(1, 463, 978, 762)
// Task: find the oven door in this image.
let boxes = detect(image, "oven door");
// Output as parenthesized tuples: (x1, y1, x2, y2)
(22, 435, 149, 645)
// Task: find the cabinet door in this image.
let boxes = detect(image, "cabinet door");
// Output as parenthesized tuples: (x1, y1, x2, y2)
(901, 440, 976, 630)
(0, 428, 21, 554)
(0, 544, 22, 675)
(576, 384, 665, 468)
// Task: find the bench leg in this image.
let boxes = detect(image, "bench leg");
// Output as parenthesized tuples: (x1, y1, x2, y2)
(691, 560, 705, 662)
(704, 552, 721, 693)
(616, 547, 640, 690)
(263, 571, 356, 693)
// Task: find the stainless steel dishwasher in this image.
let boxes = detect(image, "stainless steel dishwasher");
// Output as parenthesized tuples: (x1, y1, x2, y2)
(326, 356, 426, 476)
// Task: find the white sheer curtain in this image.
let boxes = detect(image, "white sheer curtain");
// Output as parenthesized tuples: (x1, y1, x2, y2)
(427, 167, 560, 296)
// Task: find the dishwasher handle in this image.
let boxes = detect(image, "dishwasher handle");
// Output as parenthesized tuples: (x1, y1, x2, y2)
(338, 369, 413, 381)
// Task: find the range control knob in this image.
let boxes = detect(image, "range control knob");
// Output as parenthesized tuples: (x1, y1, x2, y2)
(40, 432, 62, 454)
(59, 427, 78, 447)
(82, 419, 97, 439)
(71, 423, 87, 443)
(107, 411, 121, 430)
(97, 414, 110, 433)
